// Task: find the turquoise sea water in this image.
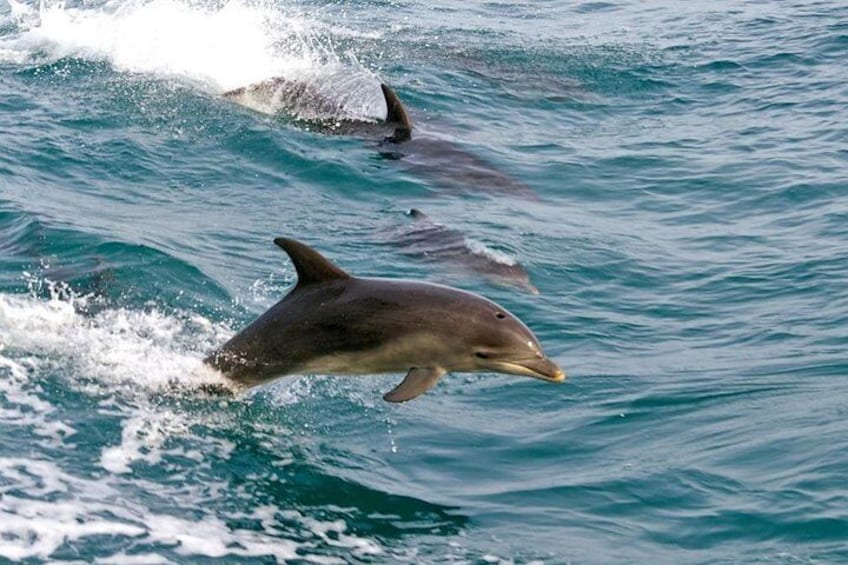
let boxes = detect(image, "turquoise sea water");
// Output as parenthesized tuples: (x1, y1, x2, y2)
(1, 0, 847, 562)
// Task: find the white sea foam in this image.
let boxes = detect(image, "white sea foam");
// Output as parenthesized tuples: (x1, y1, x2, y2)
(0, 284, 234, 474)
(0, 286, 384, 561)
(0, 456, 306, 561)
(0, 284, 231, 392)
(463, 237, 518, 266)
(0, 0, 386, 119)
(0, 452, 384, 561)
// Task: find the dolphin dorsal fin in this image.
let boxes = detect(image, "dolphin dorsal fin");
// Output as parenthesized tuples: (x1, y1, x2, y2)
(381, 83, 413, 133)
(273, 238, 351, 288)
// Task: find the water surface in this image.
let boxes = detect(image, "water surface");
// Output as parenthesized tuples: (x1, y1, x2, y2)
(1, 0, 847, 562)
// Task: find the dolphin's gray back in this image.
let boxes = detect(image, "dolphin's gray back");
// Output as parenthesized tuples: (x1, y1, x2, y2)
(378, 135, 539, 199)
(206, 277, 494, 385)
(223, 77, 349, 121)
(222, 78, 412, 138)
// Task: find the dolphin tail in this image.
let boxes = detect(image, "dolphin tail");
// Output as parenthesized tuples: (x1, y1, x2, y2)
(381, 83, 413, 140)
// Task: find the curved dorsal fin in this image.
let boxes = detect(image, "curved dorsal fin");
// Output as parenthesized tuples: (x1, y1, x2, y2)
(381, 83, 413, 134)
(273, 238, 351, 288)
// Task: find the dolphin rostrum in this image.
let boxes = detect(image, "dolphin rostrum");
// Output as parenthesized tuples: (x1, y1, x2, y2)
(204, 238, 564, 402)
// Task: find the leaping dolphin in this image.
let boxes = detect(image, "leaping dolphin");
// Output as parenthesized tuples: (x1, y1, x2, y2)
(204, 238, 563, 402)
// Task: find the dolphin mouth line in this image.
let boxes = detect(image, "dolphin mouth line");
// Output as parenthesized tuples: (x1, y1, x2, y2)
(489, 359, 565, 383)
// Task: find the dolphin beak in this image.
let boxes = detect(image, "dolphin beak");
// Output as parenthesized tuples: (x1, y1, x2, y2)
(491, 356, 565, 383)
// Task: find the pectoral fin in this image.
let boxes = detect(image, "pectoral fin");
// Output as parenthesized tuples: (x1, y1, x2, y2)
(383, 367, 446, 403)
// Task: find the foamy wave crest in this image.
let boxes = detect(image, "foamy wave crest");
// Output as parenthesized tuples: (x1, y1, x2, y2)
(0, 455, 384, 561)
(1, 0, 386, 119)
(4, 0, 310, 90)
(0, 287, 387, 561)
(0, 283, 231, 393)
(463, 237, 518, 266)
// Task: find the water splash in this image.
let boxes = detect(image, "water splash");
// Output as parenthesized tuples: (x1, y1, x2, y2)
(463, 237, 519, 267)
(0, 279, 230, 393)
(0, 282, 391, 561)
(1, 0, 386, 119)
(0, 454, 387, 561)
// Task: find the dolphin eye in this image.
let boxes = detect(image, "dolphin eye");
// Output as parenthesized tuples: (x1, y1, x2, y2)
(494, 311, 506, 320)
(475, 352, 490, 359)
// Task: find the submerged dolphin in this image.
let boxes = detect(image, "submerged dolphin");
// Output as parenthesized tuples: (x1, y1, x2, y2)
(224, 77, 536, 197)
(395, 209, 539, 294)
(204, 238, 563, 402)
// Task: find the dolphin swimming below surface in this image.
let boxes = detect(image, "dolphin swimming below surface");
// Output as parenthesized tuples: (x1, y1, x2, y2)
(204, 238, 563, 402)
(393, 209, 539, 294)
(223, 77, 538, 198)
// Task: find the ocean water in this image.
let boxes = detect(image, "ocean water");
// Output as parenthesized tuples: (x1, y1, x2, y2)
(1, 0, 847, 562)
